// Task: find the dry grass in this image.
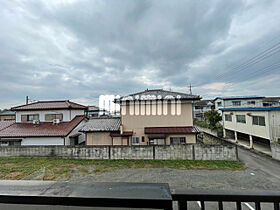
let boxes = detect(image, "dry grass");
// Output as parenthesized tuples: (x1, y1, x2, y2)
(0, 157, 246, 180)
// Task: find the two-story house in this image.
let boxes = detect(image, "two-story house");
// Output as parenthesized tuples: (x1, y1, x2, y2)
(0, 100, 87, 146)
(81, 89, 201, 145)
(193, 100, 214, 121)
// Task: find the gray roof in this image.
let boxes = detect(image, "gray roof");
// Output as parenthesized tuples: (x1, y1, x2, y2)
(0, 110, 15, 116)
(80, 117, 121, 132)
(118, 89, 200, 102)
(194, 100, 214, 106)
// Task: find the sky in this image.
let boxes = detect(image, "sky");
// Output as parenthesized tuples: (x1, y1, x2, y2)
(0, 0, 280, 108)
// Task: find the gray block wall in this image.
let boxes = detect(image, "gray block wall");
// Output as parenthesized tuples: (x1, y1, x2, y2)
(271, 143, 280, 161)
(0, 145, 237, 161)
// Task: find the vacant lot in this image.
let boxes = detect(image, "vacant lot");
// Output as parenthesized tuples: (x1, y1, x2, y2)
(0, 157, 245, 180)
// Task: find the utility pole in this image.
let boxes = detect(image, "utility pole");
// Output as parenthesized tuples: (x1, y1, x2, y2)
(26, 96, 29, 105)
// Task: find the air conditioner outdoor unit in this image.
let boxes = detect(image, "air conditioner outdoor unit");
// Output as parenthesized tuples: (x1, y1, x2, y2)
(53, 119, 60, 124)
(33, 120, 40, 125)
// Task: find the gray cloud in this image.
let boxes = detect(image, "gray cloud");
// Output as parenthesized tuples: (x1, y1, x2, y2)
(0, 0, 279, 108)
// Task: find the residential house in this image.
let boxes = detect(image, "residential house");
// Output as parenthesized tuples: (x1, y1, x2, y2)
(81, 89, 201, 146)
(193, 100, 214, 121)
(0, 110, 15, 121)
(0, 100, 88, 146)
(87, 106, 100, 118)
(221, 107, 280, 148)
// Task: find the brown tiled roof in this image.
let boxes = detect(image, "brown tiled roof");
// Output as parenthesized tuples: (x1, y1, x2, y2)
(144, 126, 200, 134)
(110, 131, 133, 137)
(11, 100, 87, 111)
(0, 121, 15, 131)
(0, 116, 84, 138)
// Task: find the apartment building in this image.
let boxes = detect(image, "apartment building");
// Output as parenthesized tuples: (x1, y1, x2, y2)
(221, 107, 280, 148)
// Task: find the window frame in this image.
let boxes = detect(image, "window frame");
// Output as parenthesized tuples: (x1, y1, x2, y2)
(21, 114, 39, 122)
(232, 101, 241, 106)
(236, 115, 246, 123)
(252, 116, 265, 126)
(225, 114, 232, 122)
(170, 137, 186, 145)
(132, 136, 140, 145)
(45, 114, 63, 122)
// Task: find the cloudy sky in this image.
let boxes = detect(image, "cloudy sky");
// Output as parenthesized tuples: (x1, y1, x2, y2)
(0, 0, 280, 108)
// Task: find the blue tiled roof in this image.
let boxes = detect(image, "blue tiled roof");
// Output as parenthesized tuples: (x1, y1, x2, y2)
(220, 107, 280, 111)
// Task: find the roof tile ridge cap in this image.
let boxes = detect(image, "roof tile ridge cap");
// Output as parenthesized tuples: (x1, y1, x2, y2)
(11, 100, 40, 110)
(67, 100, 87, 108)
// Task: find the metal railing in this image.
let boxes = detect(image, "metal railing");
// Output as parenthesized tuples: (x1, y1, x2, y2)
(172, 189, 280, 210)
(0, 181, 280, 210)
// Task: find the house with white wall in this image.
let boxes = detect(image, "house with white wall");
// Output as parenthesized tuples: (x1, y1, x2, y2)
(0, 100, 87, 146)
(221, 107, 280, 148)
(193, 100, 214, 121)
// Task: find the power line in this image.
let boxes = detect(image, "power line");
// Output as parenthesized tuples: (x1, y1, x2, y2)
(215, 42, 280, 80)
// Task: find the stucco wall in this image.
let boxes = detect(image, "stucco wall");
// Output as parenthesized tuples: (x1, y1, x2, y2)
(269, 111, 280, 140)
(86, 132, 113, 145)
(223, 110, 270, 140)
(21, 137, 65, 145)
(16, 109, 85, 122)
(86, 132, 196, 145)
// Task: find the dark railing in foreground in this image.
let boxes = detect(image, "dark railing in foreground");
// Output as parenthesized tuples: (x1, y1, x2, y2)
(0, 181, 279, 210)
(172, 189, 280, 210)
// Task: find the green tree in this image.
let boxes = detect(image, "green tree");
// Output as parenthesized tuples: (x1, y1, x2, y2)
(204, 110, 222, 129)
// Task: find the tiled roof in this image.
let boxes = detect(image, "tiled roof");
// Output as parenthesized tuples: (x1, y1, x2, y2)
(0, 110, 15, 116)
(0, 121, 15, 131)
(0, 116, 84, 138)
(118, 89, 201, 102)
(80, 117, 121, 132)
(11, 100, 87, 111)
(145, 126, 200, 134)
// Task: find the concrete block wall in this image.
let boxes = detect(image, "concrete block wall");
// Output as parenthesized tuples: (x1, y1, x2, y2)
(155, 145, 193, 160)
(111, 146, 153, 160)
(271, 143, 280, 161)
(194, 145, 236, 160)
(0, 145, 237, 161)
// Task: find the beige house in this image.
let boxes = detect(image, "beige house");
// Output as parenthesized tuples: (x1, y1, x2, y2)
(221, 107, 280, 148)
(82, 89, 201, 146)
(0, 110, 15, 121)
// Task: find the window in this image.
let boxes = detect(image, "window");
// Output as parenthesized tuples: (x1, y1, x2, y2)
(141, 136, 145, 142)
(232, 101, 241, 106)
(132, 136, 139, 145)
(217, 102, 222, 107)
(236, 115, 246, 123)
(21, 114, 39, 122)
(247, 101, 255, 105)
(225, 114, 232, 122)
(195, 106, 201, 110)
(170, 137, 186, 145)
(252, 116, 265, 126)
(45, 114, 63, 121)
(92, 135, 100, 140)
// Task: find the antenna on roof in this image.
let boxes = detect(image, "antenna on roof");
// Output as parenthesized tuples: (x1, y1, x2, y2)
(26, 96, 29, 105)
(189, 83, 192, 95)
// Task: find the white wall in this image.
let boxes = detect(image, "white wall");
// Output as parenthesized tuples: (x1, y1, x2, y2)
(16, 109, 85, 122)
(223, 110, 270, 140)
(65, 119, 86, 145)
(269, 111, 280, 140)
(224, 99, 263, 108)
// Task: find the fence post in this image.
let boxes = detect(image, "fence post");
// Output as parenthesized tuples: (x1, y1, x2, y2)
(108, 146, 111, 160)
(192, 144, 195, 160)
(153, 146, 155, 160)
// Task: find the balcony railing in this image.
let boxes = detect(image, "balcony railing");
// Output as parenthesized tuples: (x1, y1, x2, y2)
(172, 189, 280, 210)
(0, 181, 279, 210)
